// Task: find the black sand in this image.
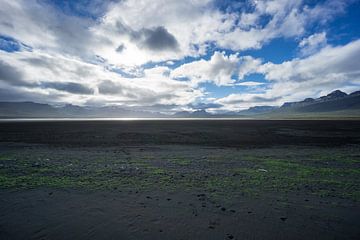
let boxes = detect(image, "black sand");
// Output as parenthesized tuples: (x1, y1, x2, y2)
(0, 120, 359, 147)
(0, 120, 359, 239)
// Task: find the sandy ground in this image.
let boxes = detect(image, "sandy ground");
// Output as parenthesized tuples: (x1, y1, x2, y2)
(1, 188, 359, 240)
(0, 120, 359, 239)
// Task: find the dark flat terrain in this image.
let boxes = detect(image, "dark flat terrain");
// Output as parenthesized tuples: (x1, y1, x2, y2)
(0, 120, 359, 239)
(0, 120, 359, 147)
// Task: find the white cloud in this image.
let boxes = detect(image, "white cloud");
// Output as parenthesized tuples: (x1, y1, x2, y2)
(299, 32, 327, 56)
(89, 0, 353, 67)
(171, 52, 264, 87)
(214, 39, 360, 112)
(0, 0, 351, 68)
(238, 56, 262, 79)
(0, 0, 358, 113)
(0, 49, 203, 110)
(0, 0, 102, 60)
(236, 81, 265, 86)
(259, 39, 360, 84)
(215, 92, 283, 111)
(171, 51, 239, 86)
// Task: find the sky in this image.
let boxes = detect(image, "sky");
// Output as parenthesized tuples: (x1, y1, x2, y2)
(0, 0, 359, 113)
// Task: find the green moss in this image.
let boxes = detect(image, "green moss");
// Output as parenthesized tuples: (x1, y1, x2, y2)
(0, 174, 75, 188)
(150, 168, 166, 175)
(219, 156, 360, 200)
(1, 148, 359, 201)
(171, 157, 191, 166)
(0, 155, 12, 161)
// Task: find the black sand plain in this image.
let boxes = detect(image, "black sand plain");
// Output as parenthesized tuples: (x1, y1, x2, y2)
(0, 120, 360, 239)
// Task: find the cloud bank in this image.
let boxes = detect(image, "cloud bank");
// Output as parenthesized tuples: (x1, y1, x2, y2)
(0, 0, 359, 112)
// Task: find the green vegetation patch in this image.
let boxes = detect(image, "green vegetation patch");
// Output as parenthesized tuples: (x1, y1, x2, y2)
(0, 147, 359, 201)
(170, 157, 192, 166)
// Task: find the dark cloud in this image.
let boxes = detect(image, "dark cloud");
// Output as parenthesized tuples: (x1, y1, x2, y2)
(115, 21, 131, 34)
(98, 80, 142, 99)
(21, 56, 94, 79)
(0, 60, 22, 82)
(0, 87, 64, 103)
(0, 88, 25, 102)
(116, 22, 179, 52)
(139, 26, 179, 51)
(0, 60, 31, 86)
(40, 82, 94, 95)
(20, 57, 54, 68)
(98, 80, 123, 95)
(116, 43, 125, 52)
(0, 21, 14, 29)
(98, 80, 177, 106)
(0, 61, 93, 95)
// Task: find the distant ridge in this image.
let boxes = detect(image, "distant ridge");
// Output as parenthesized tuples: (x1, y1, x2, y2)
(0, 102, 165, 118)
(237, 106, 278, 115)
(278, 90, 360, 112)
(234, 89, 360, 118)
(253, 89, 360, 119)
(0, 89, 359, 119)
(281, 90, 349, 108)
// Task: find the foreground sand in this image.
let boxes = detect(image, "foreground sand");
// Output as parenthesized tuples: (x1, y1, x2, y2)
(0, 120, 359, 239)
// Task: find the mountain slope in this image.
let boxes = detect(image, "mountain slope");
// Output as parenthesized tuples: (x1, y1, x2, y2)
(280, 90, 360, 112)
(237, 106, 278, 115)
(260, 90, 360, 118)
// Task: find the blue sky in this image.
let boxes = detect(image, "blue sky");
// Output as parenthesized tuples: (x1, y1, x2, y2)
(0, 0, 359, 112)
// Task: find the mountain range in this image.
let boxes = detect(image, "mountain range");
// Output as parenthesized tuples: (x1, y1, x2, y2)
(267, 89, 360, 118)
(0, 90, 359, 119)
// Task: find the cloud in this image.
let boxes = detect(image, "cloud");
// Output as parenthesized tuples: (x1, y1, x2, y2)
(171, 52, 264, 87)
(214, 39, 360, 112)
(219, 95, 282, 105)
(259, 39, 360, 84)
(115, 43, 125, 52)
(99, 0, 350, 65)
(299, 32, 327, 56)
(238, 56, 262, 80)
(207, 0, 349, 51)
(115, 22, 179, 52)
(1, 0, 353, 67)
(171, 51, 239, 86)
(0, 1, 96, 58)
(40, 82, 94, 95)
(236, 81, 265, 86)
(0, 87, 61, 103)
(1, 57, 93, 95)
(215, 93, 282, 111)
(0, 60, 24, 85)
(136, 26, 179, 51)
(0, 49, 203, 111)
(98, 80, 122, 95)
(259, 39, 360, 100)
(97, 80, 152, 100)
(0, 0, 358, 113)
